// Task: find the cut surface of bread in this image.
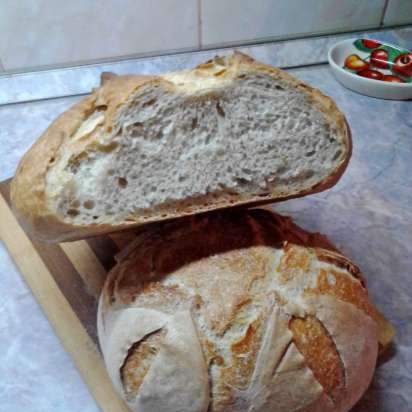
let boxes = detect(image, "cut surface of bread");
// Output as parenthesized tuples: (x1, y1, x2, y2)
(11, 52, 351, 242)
(11, 53, 351, 242)
(98, 209, 394, 412)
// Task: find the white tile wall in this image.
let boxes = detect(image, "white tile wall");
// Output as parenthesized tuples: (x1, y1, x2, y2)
(0, 0, 199, 71)
(0, 0, 408, 72)
(383, 0, 412, 26)
(201, 0, 386, 47)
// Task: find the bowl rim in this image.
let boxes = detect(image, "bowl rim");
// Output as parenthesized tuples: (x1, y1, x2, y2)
(328, 38, 412, 89)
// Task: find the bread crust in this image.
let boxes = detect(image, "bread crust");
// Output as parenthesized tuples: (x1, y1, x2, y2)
(98, 209, 393, 412)
(11, 52, 352, 242)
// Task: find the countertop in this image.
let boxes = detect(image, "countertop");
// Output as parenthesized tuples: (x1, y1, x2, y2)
(1, 28, 411, 411)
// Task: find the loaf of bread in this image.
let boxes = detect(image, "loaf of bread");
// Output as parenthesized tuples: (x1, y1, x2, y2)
(98, 209, 393, 412)
(11, 52, 351, 242)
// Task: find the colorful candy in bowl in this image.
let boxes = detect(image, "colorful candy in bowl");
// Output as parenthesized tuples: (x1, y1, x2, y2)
(328, 38, 412, 100)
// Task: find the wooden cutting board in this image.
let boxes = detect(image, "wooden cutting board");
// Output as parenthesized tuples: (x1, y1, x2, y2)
(0, 179, 136, 412)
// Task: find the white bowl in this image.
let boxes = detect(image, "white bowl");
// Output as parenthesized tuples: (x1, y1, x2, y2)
(328, 38, 412, 100)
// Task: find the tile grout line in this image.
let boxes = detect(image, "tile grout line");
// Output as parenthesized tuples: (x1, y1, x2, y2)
(197, 0, 202, 49)
(380, 0, 390, 26)
(0, 92, 89, 108)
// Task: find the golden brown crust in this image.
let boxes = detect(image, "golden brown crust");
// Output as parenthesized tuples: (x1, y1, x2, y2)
(99, 209, 393, 412)
(290, 315, 344, 399)
(10, 74, 158, 242)
(121, 328, 166, 401)
(11, 53, 352, 243)
(306, 267, 394, 352)
(10, 95, 95, 239)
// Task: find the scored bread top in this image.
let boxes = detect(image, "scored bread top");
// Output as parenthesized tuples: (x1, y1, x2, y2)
(98, 209, 394, 412)
(11, 52, 351, 242)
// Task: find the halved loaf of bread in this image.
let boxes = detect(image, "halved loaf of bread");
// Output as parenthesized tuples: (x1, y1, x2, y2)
(11, 52, 351, 242)
(98, 209, 394, 412)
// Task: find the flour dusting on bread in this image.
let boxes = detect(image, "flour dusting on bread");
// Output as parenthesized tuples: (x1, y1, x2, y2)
(98, 209, 392, 412)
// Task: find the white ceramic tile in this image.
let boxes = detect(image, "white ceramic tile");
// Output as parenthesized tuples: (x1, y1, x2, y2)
(0, 0, 199, 71)
(201, 0, 386, 47)
(383, 0, 412, 26)
(0, 59, 4, 71)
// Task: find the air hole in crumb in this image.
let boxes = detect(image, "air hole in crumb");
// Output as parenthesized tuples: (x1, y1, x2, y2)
(216, 102, 225, 117)
(332, 149, 342, 160)
(191, 117, 198, 130)
(143, 98, 157, 107)
(83, 200, 95, 209)
(305, 150, 315, 157)
(118, 177, 128, 188)
(235, 177, 249, 186)
(304, 170, 315, 178)
(67, 209, 79, 217)
(71, 200, 80, 208)
(49, 157, 55, 164)
(96, 105, 108, 111)
(275, 85, 284, 90)
(93, 215, 99, 220)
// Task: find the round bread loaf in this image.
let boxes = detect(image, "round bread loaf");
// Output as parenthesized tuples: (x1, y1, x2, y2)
(11, 52, 351, 243)
(98, 209, 393, 412)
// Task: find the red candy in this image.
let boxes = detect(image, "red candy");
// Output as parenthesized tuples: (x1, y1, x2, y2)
(393, 53, 412, 77)
(361, 39, 381, 49)
(383, 75, 404, 83)
(357, 69, 384, 80)
(370, 49, 389, 69)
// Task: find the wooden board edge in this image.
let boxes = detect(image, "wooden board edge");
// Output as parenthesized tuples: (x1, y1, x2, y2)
(0, 193, 129, 412)
(60, 240, 107, 299)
